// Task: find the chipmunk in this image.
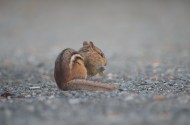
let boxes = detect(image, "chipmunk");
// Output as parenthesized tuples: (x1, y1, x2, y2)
(54, 41, 117, 91)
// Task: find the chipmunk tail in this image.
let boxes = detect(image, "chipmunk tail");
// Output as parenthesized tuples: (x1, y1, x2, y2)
(63, 79, 117, 92)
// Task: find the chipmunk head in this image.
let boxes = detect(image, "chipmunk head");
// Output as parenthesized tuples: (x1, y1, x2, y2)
(79, 41, 107, 76)
(83, 41, 107, 65)
(82, 41, 107, 65)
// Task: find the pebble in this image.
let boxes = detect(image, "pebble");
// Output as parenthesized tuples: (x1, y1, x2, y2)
(153, 95, 165, 101)
(29, 86, 41, 89)
(124, 95, 135, 101)
(68, 98, 80, 104)
(25, 95, 31, 98)
(107, 73, 114, 79)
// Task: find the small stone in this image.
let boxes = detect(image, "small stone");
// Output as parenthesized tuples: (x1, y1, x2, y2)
(107, 73, 113, 80)
(29, 86, 41, 89)
(124, 96, 134, 101)
(152, 61, 160, 68)
(148, 87, 153, 90)
(153, 95, 165, 101)
(48, 95, 55, 99)
(7, 96, 11, 100)
(25, 95, 31, 98)
(68, 98, 80, 104)
(41, 74, 50, 80)
(118, 88, 127, 91)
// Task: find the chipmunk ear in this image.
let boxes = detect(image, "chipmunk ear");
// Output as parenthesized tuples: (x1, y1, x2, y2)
(83, 41, 89, 46)
(89, 41, 95, 49)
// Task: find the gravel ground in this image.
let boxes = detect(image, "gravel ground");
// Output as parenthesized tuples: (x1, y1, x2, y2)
(0, 0, 190, 125)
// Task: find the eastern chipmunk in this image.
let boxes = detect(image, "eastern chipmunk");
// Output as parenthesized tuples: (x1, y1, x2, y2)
(54, 41, 117, 91)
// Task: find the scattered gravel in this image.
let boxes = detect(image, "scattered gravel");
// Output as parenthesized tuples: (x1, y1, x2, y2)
(0, 1, 190, 125)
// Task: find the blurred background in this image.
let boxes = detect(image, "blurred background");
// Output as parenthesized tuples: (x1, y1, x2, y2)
(0, 1, 190, 124)
(0, 0, 190, 73)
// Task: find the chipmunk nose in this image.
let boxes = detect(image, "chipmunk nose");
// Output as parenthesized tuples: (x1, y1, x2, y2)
(100, 66, 105, 72)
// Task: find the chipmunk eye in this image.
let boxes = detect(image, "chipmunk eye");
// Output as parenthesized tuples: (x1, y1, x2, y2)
(99, 51, 104, 57)
(82, 49, 89, 52)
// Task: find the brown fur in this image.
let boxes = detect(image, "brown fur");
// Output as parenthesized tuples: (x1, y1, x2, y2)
(79, 41, 107, 76)
(54, 42, 117, 91)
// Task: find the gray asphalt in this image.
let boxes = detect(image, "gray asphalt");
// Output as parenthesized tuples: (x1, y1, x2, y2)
(0, 0, 190, 125)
